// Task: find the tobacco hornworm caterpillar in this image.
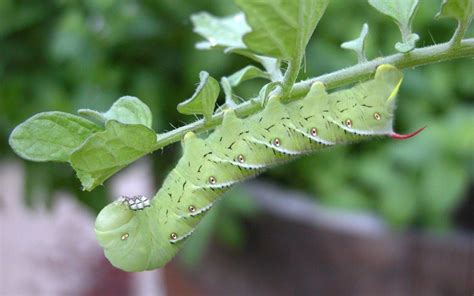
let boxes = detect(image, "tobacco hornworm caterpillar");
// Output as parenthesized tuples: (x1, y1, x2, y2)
(94, 64, 423, 272)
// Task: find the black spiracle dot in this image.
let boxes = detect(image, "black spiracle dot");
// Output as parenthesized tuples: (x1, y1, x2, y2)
(188, 205, 196, 213)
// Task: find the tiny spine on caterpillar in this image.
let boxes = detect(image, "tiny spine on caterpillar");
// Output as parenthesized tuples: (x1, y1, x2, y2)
(94, 64, 424, 272)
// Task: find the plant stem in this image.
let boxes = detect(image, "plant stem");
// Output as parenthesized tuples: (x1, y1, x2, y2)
(450, 18, 472, 47)
(154, 38, 474, 150)
(291, 38, 474, 98)
(281, 53, 303, 98)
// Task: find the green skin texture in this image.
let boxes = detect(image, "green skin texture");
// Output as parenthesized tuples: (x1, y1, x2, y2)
(95, 64, 403, 272)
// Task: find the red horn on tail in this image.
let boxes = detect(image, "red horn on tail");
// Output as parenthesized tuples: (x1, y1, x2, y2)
(390, 126, 426, 140)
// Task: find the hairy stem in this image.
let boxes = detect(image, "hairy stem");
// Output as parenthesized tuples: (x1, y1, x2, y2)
(154, 38, 474, 150)
(291, 38, 474, 97)
(450, 18, 472, 47)
(281, 53, 303, 98)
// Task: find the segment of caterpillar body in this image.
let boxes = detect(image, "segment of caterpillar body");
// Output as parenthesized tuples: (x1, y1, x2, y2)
(95, 64, 423, 272)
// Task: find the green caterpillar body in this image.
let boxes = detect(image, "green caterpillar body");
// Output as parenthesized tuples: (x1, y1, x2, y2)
(95, 64, 421, 272)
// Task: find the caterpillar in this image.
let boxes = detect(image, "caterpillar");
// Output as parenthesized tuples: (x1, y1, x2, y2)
(94, 64, 424, 272)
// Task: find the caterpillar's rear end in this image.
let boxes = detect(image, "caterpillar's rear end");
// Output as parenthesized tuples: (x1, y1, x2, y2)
(95, 64, 423, 272)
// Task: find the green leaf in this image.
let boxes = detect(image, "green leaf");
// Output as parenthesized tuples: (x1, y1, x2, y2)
(341, 23, 369, 63)
(192, 12, 283, 81)
(70, 120, 157, 191)
(225, 48, 283, 81)
(395, 33, 419, 53)
(177, 71, 220, 121)
(436, 0, 473, 21)
(259, 56, 283, 81)
(235, 0, 330, 60)
(368, 0, 420, 53)
(436, 0, 473, 45)
(258, 81, 281, 106)
(191, 12, 251, 50)
(78, 96, 152, 128)
(227, 65, 271, 86)
(220, 77, 237, 108)
(219, 66, 271, 109)
(9, 112, 100, 162)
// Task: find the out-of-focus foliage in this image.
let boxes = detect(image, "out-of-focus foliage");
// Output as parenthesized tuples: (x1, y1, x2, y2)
(0, 0, 472, 266)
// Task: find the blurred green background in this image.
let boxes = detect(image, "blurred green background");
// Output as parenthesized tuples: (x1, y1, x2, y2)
(1, 0, 473, 265)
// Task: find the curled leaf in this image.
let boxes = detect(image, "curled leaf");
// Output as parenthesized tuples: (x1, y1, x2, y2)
(258, 82, 281, 107)
(227, 65, 271, 86)
(177, 71, 220, 122)
(191, 11, 283, 81)
(368, 0, 420, 53)
(341, 23, 369, 63)
(395, 33, 420, 53)
(79, 96, 153, 128)
(225, 48, 283, 81)
(220, 77, 237, 108)
(436, 0, 473, 46)
(436, 0, 473, 21)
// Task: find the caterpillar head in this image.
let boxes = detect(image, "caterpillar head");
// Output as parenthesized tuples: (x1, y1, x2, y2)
(95, 197, 175, 272)
(331, 64, 424, 139)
